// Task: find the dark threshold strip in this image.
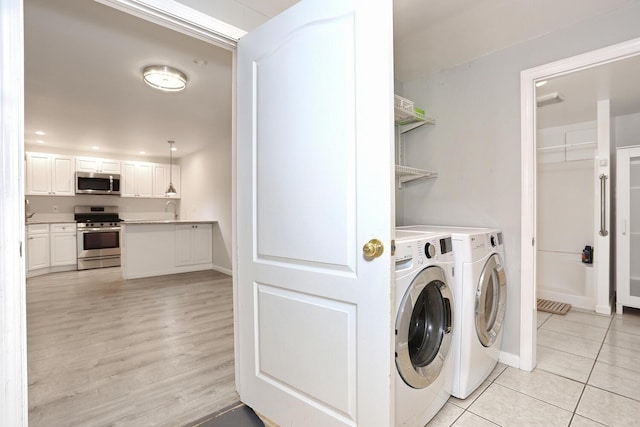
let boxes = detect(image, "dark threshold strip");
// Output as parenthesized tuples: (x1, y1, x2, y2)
(184, 402, 265, 427)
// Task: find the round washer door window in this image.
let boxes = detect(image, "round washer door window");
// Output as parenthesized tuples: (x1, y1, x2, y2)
(475, 253, 507, 347)
(395, 266, 453, 389)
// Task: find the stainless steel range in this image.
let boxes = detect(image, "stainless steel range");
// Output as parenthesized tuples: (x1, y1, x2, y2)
(74, 206, 122, 270)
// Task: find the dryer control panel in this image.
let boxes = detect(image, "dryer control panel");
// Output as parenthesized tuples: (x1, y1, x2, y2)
(470, 231, 504, 258)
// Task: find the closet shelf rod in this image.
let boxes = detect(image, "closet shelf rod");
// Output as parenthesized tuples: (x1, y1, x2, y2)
(537, 141, 595, 152)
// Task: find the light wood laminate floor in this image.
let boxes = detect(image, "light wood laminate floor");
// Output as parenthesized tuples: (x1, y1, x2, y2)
(27, 268, 238, 427)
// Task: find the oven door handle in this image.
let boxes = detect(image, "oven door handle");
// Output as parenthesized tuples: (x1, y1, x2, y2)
(78, 227, 121, 232)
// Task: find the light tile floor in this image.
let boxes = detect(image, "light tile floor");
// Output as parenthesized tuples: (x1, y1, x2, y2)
(426, 307, 640, 427)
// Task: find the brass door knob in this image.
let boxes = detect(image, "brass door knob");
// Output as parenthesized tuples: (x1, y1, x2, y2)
(363, 239, 384, 259)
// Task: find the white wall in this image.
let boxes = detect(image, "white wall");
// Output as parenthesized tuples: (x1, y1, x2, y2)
(398, 3, 640, 359)
(615, 111, 640, 148)
(536, 123, 596, 310)
(180, 141, 232, 273)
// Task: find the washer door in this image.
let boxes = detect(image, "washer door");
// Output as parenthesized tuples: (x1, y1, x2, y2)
(475, 253, 507, 347)
(395, 266, 453, 389)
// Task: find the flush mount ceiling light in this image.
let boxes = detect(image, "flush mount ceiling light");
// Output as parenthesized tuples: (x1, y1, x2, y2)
(143, 65, 187, 92)
(536, 92, 564, 108)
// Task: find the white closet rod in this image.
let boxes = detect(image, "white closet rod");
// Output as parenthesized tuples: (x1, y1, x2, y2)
(537, 141, 595, 152)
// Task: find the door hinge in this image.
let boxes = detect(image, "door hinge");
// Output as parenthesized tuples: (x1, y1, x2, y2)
(19, 241, 23, 257)
(532, 237, 535, 246)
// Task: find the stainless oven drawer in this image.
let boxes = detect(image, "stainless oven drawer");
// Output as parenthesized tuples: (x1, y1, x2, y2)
(78, 255, 121, 271)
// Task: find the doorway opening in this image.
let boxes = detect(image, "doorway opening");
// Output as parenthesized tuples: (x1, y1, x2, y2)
(520, 36, 640, 371)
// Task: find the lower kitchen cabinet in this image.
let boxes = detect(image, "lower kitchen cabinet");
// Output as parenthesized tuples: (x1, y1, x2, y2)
(27, 223, 77, 277)
(50, 223, 77, 267)
(121, 221, 215, 279)
(175, 223, 212, 266)
(27, 224, 50, 271)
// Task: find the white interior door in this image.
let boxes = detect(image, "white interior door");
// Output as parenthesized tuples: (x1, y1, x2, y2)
(235, 0, 394, 425)
(595, 99, 612, 314)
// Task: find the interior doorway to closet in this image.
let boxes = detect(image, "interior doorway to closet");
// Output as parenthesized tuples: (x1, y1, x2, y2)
(534, 55, 640, 313)
(522, 48, 640, 372)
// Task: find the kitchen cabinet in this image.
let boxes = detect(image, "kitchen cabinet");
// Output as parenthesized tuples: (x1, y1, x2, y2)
(27, 223, 78, 276)
(175, 223, 212, 266)
(26, 152, 75, 196)
(49, 223, 77, 267)
(121, 221, 215, 279)
(616, 146, 640, 312)
(27, 224, 50, 271)
(152, 163, 181, 198)
(76, 156, 121, 174)
(122, 162, 153, 197)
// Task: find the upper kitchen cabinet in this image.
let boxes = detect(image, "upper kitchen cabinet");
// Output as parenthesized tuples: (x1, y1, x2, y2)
(152, 163, 181, 199)
(76, 156, 121, 174)
(121, 162, 153, 198)
(26, 152, 75, 196)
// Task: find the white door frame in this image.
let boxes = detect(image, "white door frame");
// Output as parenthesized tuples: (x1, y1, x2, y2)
(1, 1, 27, 425)
(0, 1, 242, 425)
(520, 36, 640, 371)
(94, 0, 245, 47)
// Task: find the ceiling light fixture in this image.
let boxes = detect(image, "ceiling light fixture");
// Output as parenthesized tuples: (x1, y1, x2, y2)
(166, 140, 177, 196)
(143, 65, 188, 92)
(535, 80, 548, 87)
(536, 92, 564, 107)
(35, 130, 46, 136)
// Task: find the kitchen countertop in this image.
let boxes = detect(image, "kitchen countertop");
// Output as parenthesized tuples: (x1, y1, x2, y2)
(121, 219, 217, 225)
(26, 220, 75, 225)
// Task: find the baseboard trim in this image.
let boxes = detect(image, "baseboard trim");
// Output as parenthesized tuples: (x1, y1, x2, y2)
(498, 350, 520, 370)
(212, 265, 232, 276)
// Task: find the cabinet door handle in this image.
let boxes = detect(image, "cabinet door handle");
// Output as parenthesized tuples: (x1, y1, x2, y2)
(599, 173, 608, 236)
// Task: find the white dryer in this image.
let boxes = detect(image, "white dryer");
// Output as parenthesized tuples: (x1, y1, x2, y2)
(393, 229, 455, 426)
(398, 225, 507, 399)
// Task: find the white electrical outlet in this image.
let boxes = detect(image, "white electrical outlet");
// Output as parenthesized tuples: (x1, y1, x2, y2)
(52, 205, 58, 213)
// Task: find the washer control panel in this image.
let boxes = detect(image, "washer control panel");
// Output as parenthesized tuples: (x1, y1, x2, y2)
(395, 235, 454, 268)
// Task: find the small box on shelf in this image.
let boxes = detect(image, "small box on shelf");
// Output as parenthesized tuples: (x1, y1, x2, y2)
(394, 94, 426, 125)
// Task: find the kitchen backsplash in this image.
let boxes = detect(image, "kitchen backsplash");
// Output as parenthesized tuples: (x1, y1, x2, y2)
(26, 195, 179, 222)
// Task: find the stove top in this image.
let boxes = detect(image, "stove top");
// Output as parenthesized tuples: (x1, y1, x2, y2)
(74, 205, 121, 226)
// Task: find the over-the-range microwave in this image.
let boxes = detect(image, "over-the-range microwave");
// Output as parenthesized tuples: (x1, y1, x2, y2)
(75, 172, 121, 196)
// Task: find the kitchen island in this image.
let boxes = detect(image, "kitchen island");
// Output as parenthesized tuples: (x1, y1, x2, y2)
(121, 220, 216, 279)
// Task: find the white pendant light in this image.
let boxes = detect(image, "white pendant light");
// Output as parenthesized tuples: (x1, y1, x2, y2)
(166, 140, 177, 196)
(143, 65, 187, 92)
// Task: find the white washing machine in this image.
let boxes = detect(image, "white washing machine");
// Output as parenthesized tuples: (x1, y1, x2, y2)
(393, 229, 455, 426)
(398, 225, 507, 399)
